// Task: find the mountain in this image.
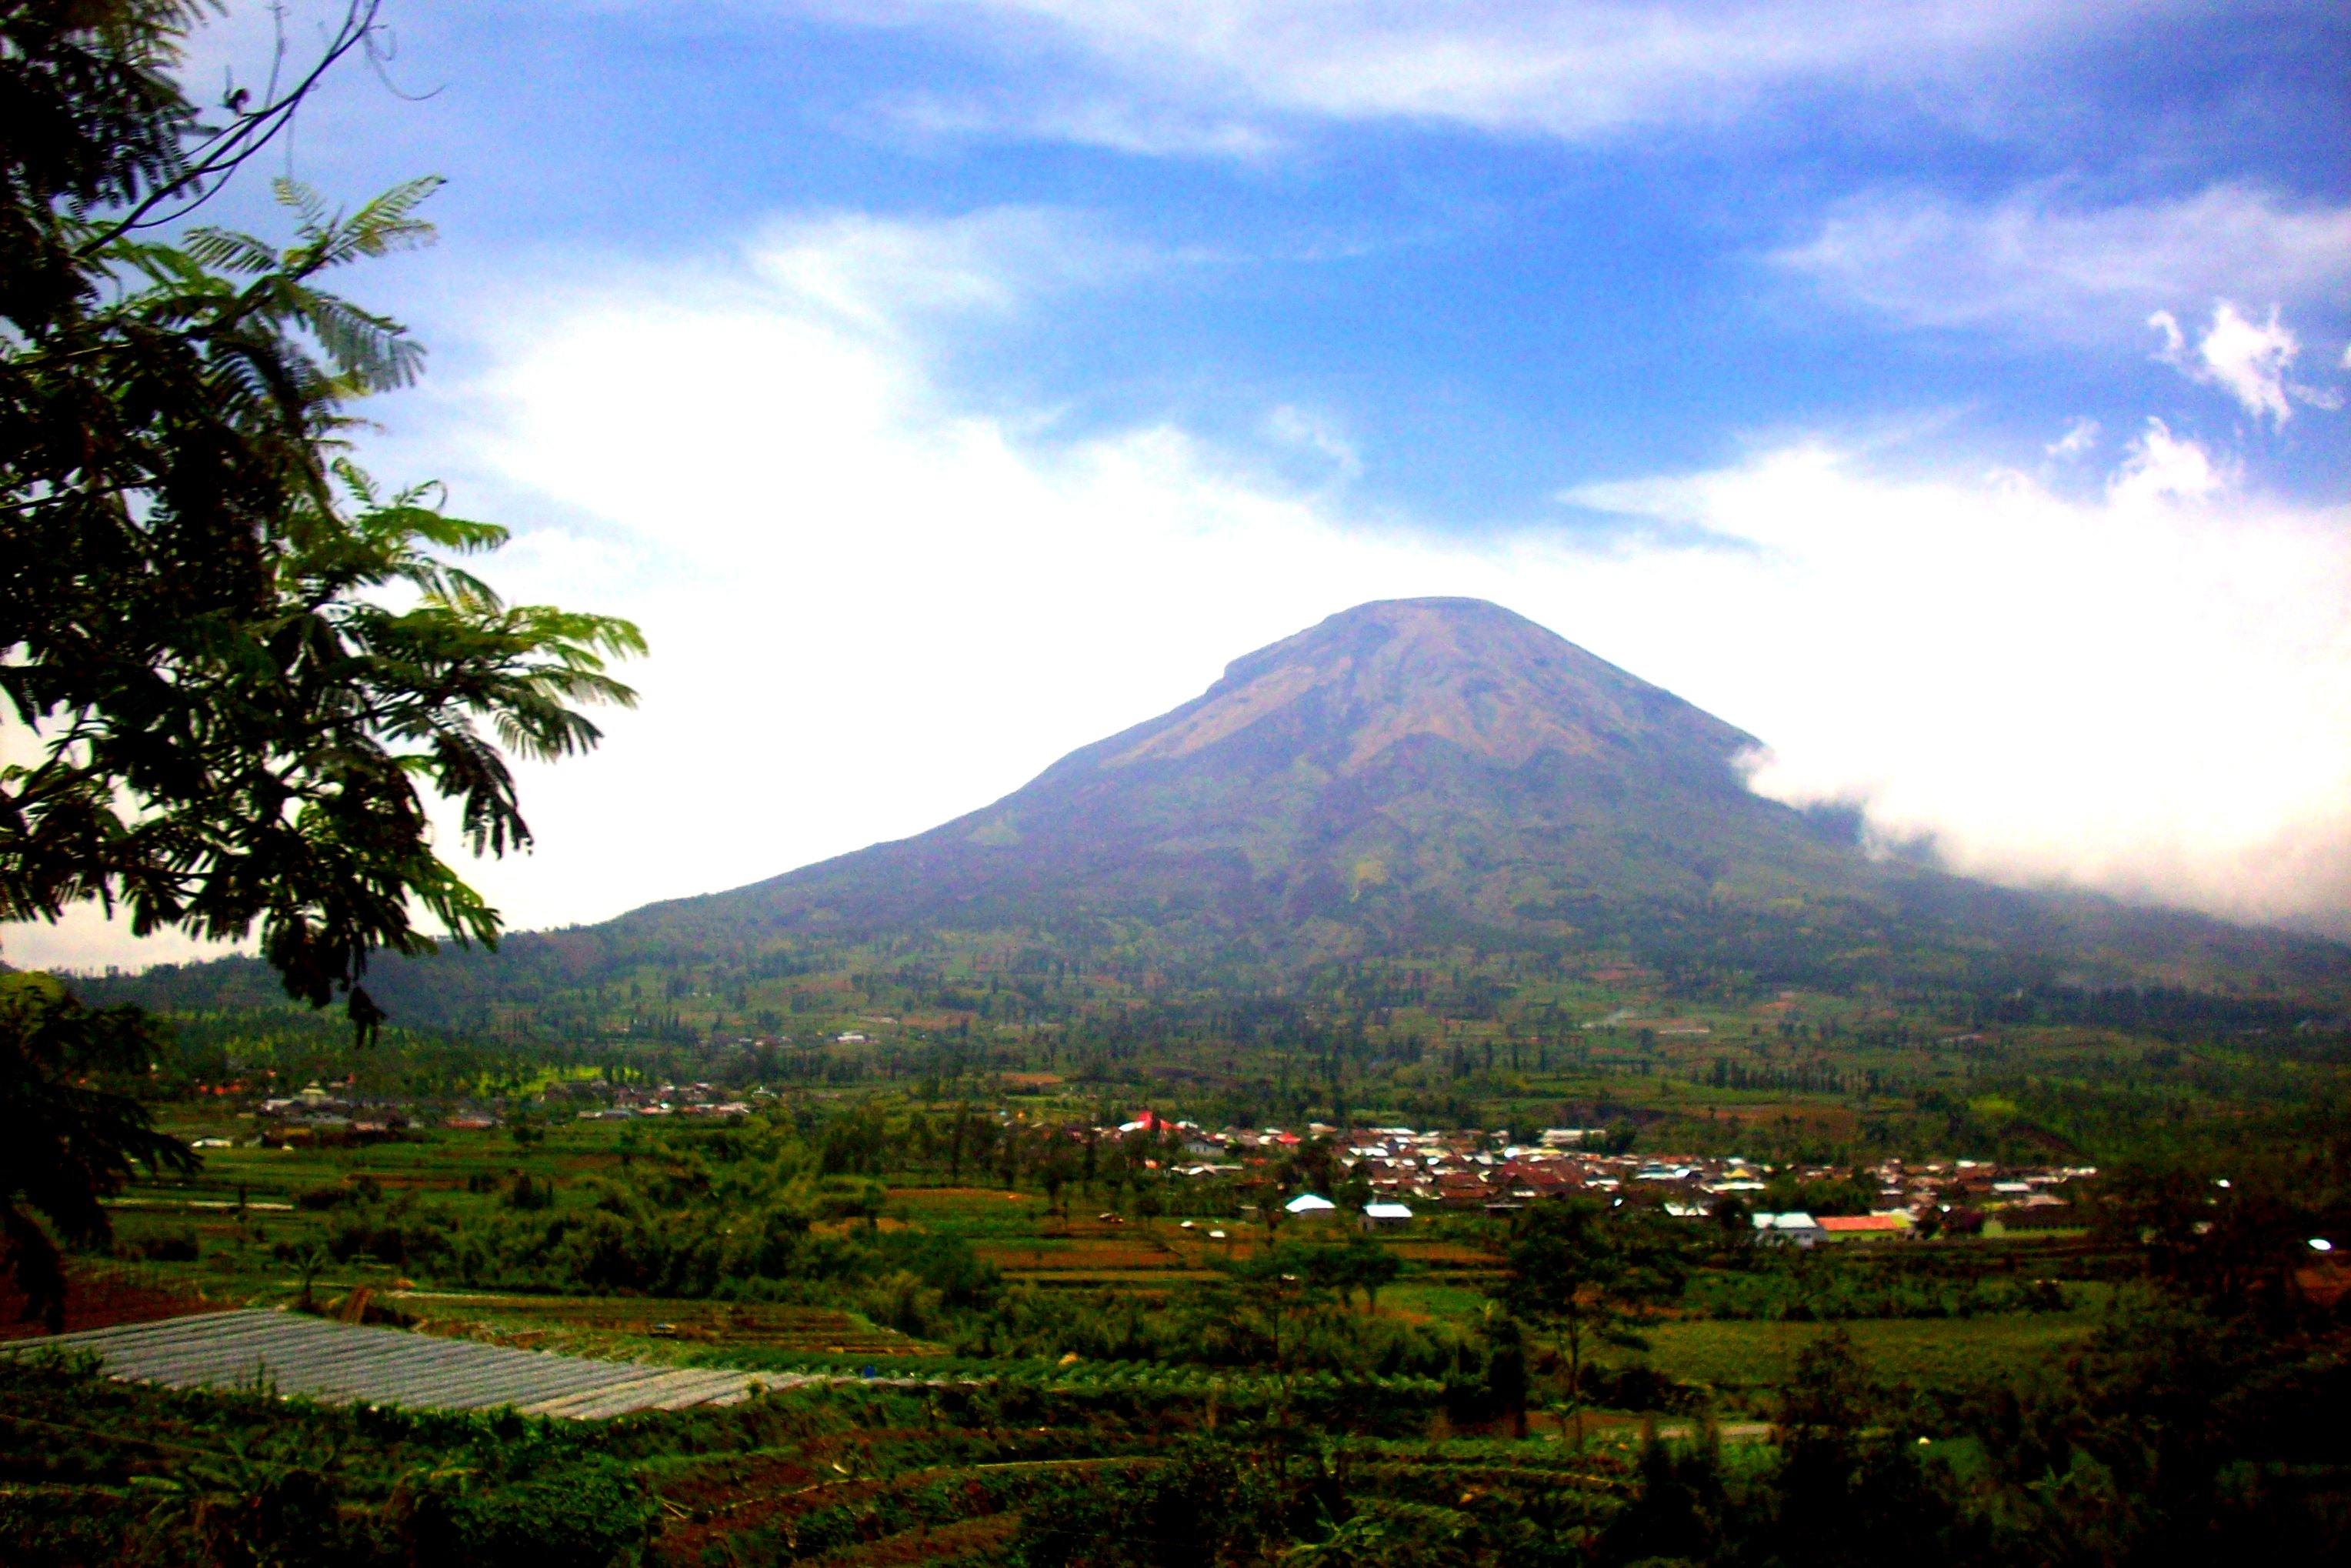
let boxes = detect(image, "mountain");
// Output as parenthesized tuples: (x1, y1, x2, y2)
(602, 598, 2346, 994)
(79, 596, 2349, 1029)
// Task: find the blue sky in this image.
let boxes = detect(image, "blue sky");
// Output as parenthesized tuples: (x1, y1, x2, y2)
(22, 1, 2351, 968)
(235, 1, 2349, 509)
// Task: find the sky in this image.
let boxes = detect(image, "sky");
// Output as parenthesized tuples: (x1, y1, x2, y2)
(15, 0, 2351, 970)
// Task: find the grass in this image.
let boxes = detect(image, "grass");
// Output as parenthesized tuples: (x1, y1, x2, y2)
(1379, 1281, 1492, 1326)
(1615, 1303, 2113, 1414)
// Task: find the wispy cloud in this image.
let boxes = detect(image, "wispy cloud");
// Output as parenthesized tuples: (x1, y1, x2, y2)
(1264, 404, 1363, 482)
(808, 0, 2186, 149)
(2045, 417, 2099, 460)
(877, 89, 1287, 162)
(747, 206, 1169, 335)
(1777, 184, 2351, 340)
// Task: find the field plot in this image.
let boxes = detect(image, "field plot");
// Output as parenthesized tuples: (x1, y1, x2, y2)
(398, 1293, 945, 1360)
(970, 1237, 1193, 1275)
(1378, 1280, 1493, 1326)
(645, 1452, 1139, 1568)
(1625, 1309, 2106, 1407)
(4, 1309, 766, 1416)
(0, 1261, 218, 1342)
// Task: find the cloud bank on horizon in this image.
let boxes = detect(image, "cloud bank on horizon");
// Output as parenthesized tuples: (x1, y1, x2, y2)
(8, 0, 2348, 969)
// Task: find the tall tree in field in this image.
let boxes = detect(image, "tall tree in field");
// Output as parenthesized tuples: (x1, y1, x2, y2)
(0, 2, 643, 1324)
(1499, 1196, 1688, 1417)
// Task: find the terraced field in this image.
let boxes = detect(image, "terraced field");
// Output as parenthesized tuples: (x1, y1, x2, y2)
(397, 1293, 946, 1361)
(638, 1421, 1640, 1567)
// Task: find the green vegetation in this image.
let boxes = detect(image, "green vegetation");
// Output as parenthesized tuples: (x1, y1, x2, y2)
(81, 935, 2351, 1176)
(9, 1133, 2349, 1566)
(7, 9, 2349, 1566)
(2, 0, 644, 1031)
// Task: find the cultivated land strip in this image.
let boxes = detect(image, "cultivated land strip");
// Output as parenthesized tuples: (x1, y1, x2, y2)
(1, 1309, 785, 1417)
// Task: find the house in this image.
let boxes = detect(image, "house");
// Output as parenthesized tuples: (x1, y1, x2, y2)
(1284, 1193, 1339, 1216)
(1360, 1202, 1414, 1232)
(1752, 1211, 1824, 1248)
(1493, 1161, 1579, 1201)
(1818, 1214, 1909, 1240)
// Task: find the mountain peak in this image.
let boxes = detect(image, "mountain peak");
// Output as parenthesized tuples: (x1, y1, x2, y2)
(1073, 596, 1755, 780)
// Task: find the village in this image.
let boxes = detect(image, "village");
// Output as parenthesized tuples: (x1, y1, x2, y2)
(1145, 1117, 2093, 1243)
(244, 1076, 2096, 1246)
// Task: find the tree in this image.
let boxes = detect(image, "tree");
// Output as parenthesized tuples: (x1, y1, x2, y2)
(1762, 1329, 1965, 1568)
(0, 976, 197, 1329)
(0, 3, 642, 1323)
(4, 3, 643, 1029)
(1498, 1196, 1687, 1416)
(1213, 1243, 1350, 1401)
(1302, 1230, 1400, 1313)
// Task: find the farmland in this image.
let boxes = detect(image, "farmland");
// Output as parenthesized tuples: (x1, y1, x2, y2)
(54, 1108, 2184, 1403)
(11, 960, 2350, 1564)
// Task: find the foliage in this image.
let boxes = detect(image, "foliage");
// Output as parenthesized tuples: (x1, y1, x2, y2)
(2, 2, 643, 1031)
(399, 1458, 656, 1568)
(1018, 1440, 1287, 1568)
(0, 975, 195, 1326)
(0, 1349, 659, 1567)
(1963, 1303, 2351, 1564)
(1498, 1197, 1688, 1406)
(2088, 1162, 2346, 1323)
(1756, 1328, 1972, 1566)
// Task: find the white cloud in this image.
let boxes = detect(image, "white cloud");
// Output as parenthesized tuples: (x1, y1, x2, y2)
(811, 0, 2184, 147)
(879, 90, 1286, 162)
(2105, 419, 2229, 506)
(13, 205, 2350, 972)
(2192, 302, 2296, 427)
(2045, 417, 2098, 460)
(2151, 301, 2299, 425)
(2149, 301, 2346, 426)
(1779, 185, 2351, 340)
(1568, 440, 2351, 935)
(1264, 404, 1362, 481)
(748, 206, 1167, 334)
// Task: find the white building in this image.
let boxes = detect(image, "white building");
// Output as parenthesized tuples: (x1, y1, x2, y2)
(1752, 1211, 1824, 1248)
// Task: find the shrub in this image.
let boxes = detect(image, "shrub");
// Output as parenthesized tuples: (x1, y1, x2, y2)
(398, 1460, 656, 1568)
